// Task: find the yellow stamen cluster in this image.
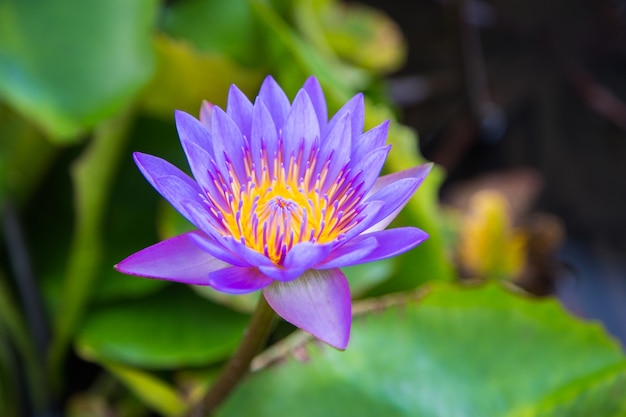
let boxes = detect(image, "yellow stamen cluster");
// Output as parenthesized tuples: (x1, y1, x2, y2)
(205, 143, 363, 265)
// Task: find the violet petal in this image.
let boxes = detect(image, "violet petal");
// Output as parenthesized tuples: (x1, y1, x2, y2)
(211, 106, 248, 182)
(199, 100, 215, 127)
(218, 236, 275, 268)
(318, 112, 351, 188)
(250, 99, 278, 179)
(114, 231, 229, 284)
(283, 89, 320, 161)
(351, 120, 389, 164)
(255, 243, 334, 281)
(133, 152, 200, 195)
(258, 265, 306, 282)
(263, 268, 351, 350)
(349, 145, 391, 194)
(133, 153, 207, 230)
(365, 163, 433, 232)
(315, 236, 378, 269)
(175, 110, 213, 155)
(179, 140, 228, 210)
(368, 163, 432, 196)
(207, 266, 273, 294)
(258, 75, 290, 128)
(325, 93, 364, 142)
(227, 84, 253, 139)
(343, 200, 386, 240)
(322, 227, 428, 268)
(303, 76, 328, 129)
(188, 232, 249, 267)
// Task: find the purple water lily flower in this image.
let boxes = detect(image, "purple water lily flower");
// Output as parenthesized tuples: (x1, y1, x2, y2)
(115, 76, 430, 349)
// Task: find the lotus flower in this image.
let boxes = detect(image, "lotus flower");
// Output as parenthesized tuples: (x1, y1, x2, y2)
(115, 76, 430, 349)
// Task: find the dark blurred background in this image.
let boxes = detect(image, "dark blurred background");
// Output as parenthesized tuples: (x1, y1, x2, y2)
(357, 0, 626, 344)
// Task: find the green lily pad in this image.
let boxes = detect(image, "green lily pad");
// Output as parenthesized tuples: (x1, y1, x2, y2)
(76, 285, 249, 369)
(0, 0, 157, 140)
(217, 284, 626, 416)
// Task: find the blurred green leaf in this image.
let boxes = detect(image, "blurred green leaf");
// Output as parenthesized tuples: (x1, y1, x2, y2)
(217, 284, 626, 417)
(94, 116, 186, 304)
(76, 285, 249, 369)
(508, 362, 626, 417)
(0, 106, 56, 204)
(250, 0, 369, 100)
(102, 361, 186, 417)
(295, 0, 406, 74)
(0, 326, 19, 417)
(0, 270, 46, 411)
(139, 35, 264, 120)
(48, 108, 134, 381)
(162, 0, 261, 66)
(0, 0, 157, 140)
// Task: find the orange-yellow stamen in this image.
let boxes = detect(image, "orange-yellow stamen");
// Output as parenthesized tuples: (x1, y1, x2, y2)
(204, 140, 363, 265)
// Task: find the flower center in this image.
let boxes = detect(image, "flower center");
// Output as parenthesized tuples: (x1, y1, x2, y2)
(204, 139, 364, 265)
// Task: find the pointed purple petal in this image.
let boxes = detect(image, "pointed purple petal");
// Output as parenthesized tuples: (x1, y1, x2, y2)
(367, 163, 433, 197)
(133, 153, 207, 230)
(115, 232, 229, 284)
(258, 75, 290, 128)
(315, 237, 378, 269)
(343, 200, 385, 240)
(351, 120, 389, 164)
(302, 76, 328, 129)
(320, 227, 428, 268)
(218, 236, 275, 268)
(318, 112, 351, 189)
(207, 266, 273, 294)
(199, 101, 215, 127)
(257, 242, 335, 281)
(263, 268, 351, 349)
(364, 163, 433, 232)
(153, 178, 224, 235)
(188, 231, 249, 267)
(282, 89, 320, 161)
(211, 107, 248, 182)
(349, 145, 391, 194)
(175, 110, 213, 155)
(179, 140, 228, 210)
(251, 99, 278, 179)
(227, 84, 253, 139)
(258, 265, 305, 282)
(284, 242, 334, 270)
(133, 152, 199, 194)
(325, 93, 364, 143)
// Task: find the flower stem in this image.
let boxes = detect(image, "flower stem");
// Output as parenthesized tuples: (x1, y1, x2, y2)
(186, 295, 275, 417)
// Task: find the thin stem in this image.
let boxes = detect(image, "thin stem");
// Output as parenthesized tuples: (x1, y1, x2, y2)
(186, 296, 275, 417)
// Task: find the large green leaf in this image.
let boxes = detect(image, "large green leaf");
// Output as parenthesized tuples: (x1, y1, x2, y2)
(217, 284, 626, 416)
(76, 285, 249, 369)
(0, 0, 157, 141)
